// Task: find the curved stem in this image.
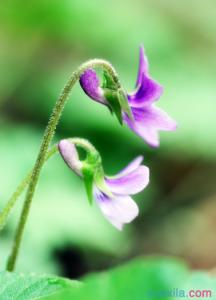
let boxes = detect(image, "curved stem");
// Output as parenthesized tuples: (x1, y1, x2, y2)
(6, 60, 120, 271)
(0, 138, 93, 232)
(0, 173, 31, 231)
(68, 137, 97, 153)
(0, 146, 58, 232)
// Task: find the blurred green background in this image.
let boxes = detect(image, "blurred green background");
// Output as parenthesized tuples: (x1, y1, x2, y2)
(0, 0, 216, 278)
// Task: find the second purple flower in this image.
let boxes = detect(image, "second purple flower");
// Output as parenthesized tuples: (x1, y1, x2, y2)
(80, 46, 177, 147)
(58, 139, 149, 230)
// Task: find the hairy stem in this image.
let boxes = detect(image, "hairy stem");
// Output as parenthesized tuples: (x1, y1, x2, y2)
(6, 59, 120, 271)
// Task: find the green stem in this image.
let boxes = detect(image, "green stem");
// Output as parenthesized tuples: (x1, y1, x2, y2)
(0, 173, 31, 231)
(0, 138, 94, 231)
(6, 59, 120, 271)
(68, 137, 97, 153)
(0, 146, 58, 232)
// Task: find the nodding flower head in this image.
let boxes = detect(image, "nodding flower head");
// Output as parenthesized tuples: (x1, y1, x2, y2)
(79, 46, 177, 147)
(79, 69, 107, 105)
(58, 139, 149, 230)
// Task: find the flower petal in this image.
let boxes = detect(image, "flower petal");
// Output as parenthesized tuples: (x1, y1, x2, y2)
(58, 140, 82, 176)
(124, 105, 177, 147)
(105, 166, 149, 195)
(128, 73, 163, 108)
(129, 46, 163, 107)
(136, 45, 149, 87)
(79, 69, 107, 104)
(113, 156, 144, 178)
(94, 188, 139, 230)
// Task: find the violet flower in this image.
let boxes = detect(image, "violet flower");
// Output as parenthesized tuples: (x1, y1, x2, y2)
(58, 139, 149, 230)
(80, 46, 177, 147)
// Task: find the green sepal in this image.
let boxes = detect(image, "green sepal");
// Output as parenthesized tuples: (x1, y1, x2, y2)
(82, 162, 94, 205)
(94, 166, 113, 198)
(81, 150, 106, 205)
(102, 70, 133, 122)
(118, 89, 133, 120)
(102, 70, 117, 90)
(87, 151, 113, 198)
(104, 89, 123, 125)
(81, 150, 113, 204)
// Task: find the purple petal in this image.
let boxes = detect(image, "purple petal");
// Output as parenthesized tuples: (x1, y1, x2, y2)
(129, 46, 163, 107)
(136, 45, 149, 87)
(79, 69, 107, 105)
(58, 140, 82, 176)
(105, 165, 149, 195)
(94, 188, 139, 230)
(128, 73, 163, 108)
(124, 105, 177, 147)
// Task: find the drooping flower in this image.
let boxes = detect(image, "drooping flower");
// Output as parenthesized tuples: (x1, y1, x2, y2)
(79, 69, 107, 106)
(58, 139, 149, 230)
(79, 46, 177, 147)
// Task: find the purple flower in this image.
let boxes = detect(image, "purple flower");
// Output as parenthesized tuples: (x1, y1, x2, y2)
(95, 155, 149, 230)
(80, 46, 177, 147)
(58, 139, 149, 230)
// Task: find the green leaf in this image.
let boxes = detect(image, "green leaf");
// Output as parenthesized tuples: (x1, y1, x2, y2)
(40, 257, 216, 300)
(0, 272, 80, 300)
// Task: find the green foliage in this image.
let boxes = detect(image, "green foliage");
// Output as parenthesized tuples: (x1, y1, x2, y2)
(41, 257, 216, 300)
(0, 271, 80, 300)
(1, 258, 215, 300)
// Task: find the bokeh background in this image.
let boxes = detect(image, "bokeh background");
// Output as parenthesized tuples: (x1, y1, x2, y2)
(0, 0, 216, 278)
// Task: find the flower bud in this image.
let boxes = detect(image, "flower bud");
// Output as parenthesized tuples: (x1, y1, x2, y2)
(80, 68, 133, 125)
(58, 139, 83, 176)
(58, 138, 108, 204)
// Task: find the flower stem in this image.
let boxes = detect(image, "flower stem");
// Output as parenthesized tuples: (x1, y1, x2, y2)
(0, 146, 58, 232)
(6, 59, 120, 271)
